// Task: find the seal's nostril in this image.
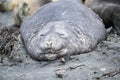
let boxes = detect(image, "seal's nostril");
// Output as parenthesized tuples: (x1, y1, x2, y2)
(46, 41, 53, 48)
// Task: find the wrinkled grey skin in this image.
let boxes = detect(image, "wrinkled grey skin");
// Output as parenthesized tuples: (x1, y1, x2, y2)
(85, 0, 120, 35)
(20, 0, 106, 61)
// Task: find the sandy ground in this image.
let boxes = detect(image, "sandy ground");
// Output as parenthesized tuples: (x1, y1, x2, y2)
(0, 11, 120, 80)
(0, 11, 14, 26)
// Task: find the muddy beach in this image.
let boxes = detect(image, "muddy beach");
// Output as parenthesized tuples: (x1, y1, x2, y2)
(0, 6, 120, 80)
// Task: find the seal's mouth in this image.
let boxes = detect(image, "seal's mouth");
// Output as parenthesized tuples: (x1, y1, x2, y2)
(45, 48, 62, 54)
(37, 48, 68, 61)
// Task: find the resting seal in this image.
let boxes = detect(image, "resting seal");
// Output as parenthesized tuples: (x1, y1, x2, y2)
(20, 0, 106, 61)
(0, 0, 21, 11)
(84, 0, 120, 35)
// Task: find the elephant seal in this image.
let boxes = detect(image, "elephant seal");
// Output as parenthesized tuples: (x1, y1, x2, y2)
(0, 0, 51, 11)
(20, 0, 106, 61)
(13, 0, 51, 26)
(0, 0, 20, 11)
(84, 0, 120, 35)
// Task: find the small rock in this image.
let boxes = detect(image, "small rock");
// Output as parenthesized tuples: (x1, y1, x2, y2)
(100, 68, 106, 72)
(60, 57, 66, 63)
(55, 69, 67, 78)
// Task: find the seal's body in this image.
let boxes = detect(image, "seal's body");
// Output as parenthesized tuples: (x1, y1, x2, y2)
(85, 0, 120, 35)
(20, 0, 106, 61)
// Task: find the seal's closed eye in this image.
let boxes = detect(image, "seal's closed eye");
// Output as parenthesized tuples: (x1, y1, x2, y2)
(57, 33, 66, 38)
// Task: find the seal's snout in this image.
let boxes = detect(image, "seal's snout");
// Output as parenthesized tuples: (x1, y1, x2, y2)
(39, 33, 65, 54)
(44, 41, 56, 54)
(41, 37, 57, 53)
(46, 41, 53, 49)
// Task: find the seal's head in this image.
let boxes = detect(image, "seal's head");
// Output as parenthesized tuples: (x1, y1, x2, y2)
(27, 21, 91, 61)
